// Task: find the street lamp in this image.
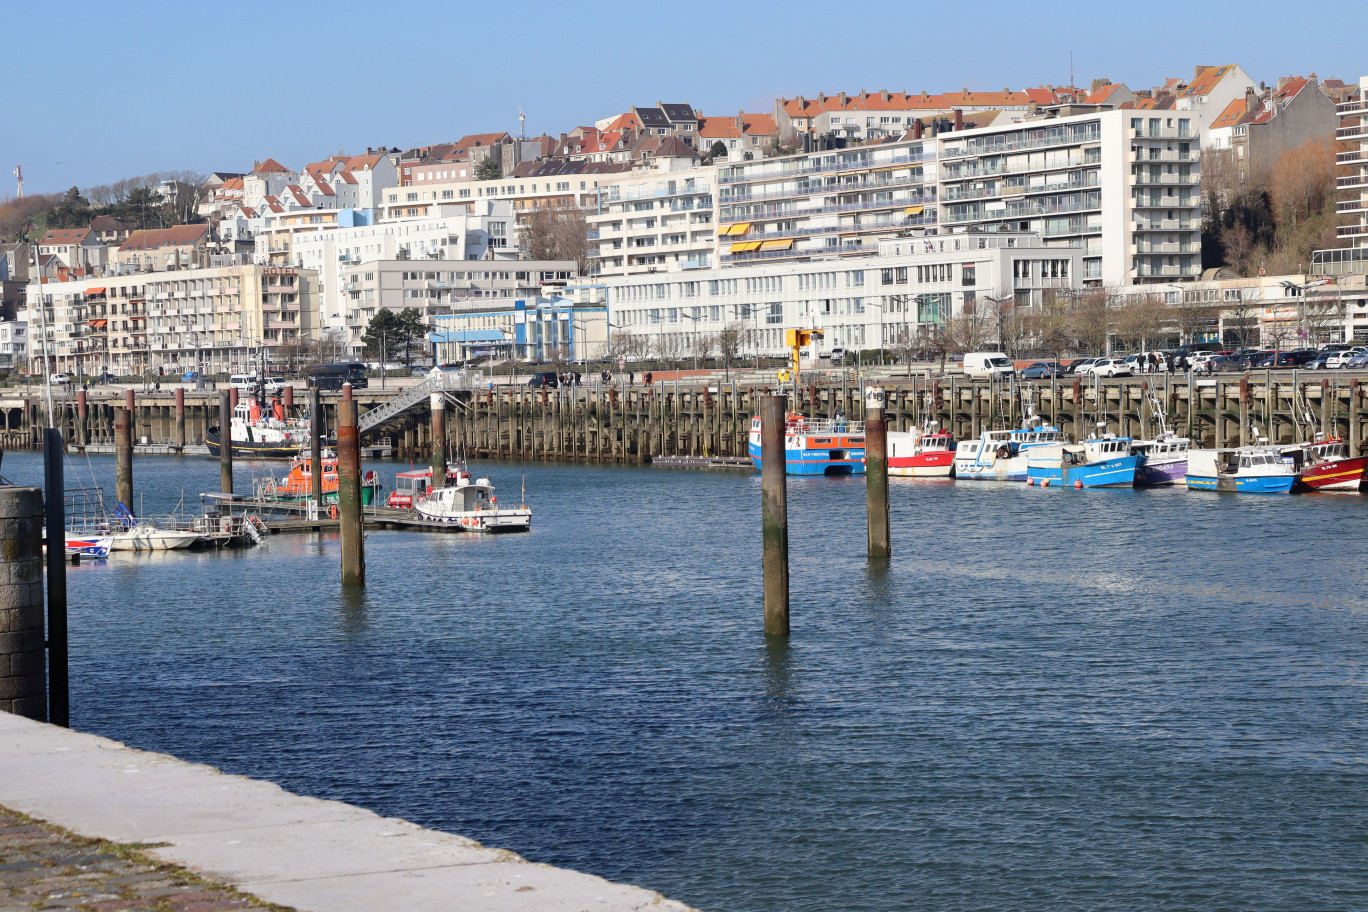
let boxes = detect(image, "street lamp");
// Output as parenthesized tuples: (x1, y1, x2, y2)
(679, 309, 705, 371)
(983, 293, 1011, 354)
(865, 299, 887, 366)
(1278, 278, 1332, 348)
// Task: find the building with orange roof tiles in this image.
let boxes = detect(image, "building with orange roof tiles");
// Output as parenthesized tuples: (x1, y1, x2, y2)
(1174, 64, 1257, 149)
(1227, 75, 1336, 186)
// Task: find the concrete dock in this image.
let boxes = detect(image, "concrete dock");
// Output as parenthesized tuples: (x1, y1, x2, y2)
(0, 713, 694, 912)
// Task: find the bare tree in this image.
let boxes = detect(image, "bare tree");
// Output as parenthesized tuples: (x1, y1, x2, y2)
(518, 203, 591, 274)
(1030, 291, 1076, 364)
(1070, 287, 1117, 356)
(655, 331, 685, 369)
(1112, 293, 1167, 353)
(889, 326, 920, 376)
(941, 300, 996, 353)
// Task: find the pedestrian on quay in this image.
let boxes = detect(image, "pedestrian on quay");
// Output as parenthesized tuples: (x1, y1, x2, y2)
(629, 371, 635, 386)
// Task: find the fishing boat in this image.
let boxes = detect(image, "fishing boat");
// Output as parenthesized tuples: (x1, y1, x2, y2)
(887, 423, 955, 477)
(1026, 434, 1140, 488)
(206, 400, 313, 459)
(1131, 393, 1190, 485)
(275, 449, 382, 505)
(747, 414, 866, 476)
(386, 464, 463, 509)
(1185, 445, 1298, 494)
(1279, 436, 1367, 491)
(413, 468, 531, 532)
(952, 417, 1062, 481)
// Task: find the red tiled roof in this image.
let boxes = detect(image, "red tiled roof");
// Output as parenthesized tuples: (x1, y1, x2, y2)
(1247, 76, 1314, 125)
(1210, 98, 1248, 130)
(698, 114, 779, 139)
(252, 157, 292, 174)
(1088, 84, 1123, 104)
(337, 171, 358, 185)
(117, 225, 208, 252)
(222, 177, 244, 191)
(453, 133, 510, 153)
(1178, 65, 1234, 99)
(286, 185, 312, 208)
(40, 228, 92, 246)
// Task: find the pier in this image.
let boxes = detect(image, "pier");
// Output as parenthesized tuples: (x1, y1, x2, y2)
(3, 369, 1366, 462)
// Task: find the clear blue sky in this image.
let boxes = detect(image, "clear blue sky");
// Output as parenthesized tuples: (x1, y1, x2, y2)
(5, 0, 1360, 198)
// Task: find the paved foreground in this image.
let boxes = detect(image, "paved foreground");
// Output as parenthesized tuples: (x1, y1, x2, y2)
(0, 713, 694, 912)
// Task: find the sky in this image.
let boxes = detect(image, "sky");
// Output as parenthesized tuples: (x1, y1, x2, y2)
(4, 0, 1361, 198)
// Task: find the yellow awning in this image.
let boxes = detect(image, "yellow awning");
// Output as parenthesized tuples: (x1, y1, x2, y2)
(904, 205, 925, 216)
(759, 239, 794, 251)
(724, 222, 752, 236)
(729, 241, 761, 253)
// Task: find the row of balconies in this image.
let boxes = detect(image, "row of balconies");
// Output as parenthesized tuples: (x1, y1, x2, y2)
(718, 150, 935, 184)
(718, 171, 927, 207)
(941, 127, 1103, 160)
(1133, 219, 1198, 231)
(1131, 242, 1198, 255)
(1133, 263, 1202, 278)
(942, 195, 1100, 224)
(940, 153, 1100, 181)
(721, 193, 935, 225)
(942, 174, 1098, 202)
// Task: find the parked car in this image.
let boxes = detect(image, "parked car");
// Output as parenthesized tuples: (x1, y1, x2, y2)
(182, 370, 200, 381)
(1207, 355, 1244, 373)
(49, 372, 71, 385)
(1328, 347, 1368, 368)
(526, 371, 559, 389)
(1064, 357, 1099, 376)
(1079, 358, 1133, 378)
(1018, 361, 1064, 379)
(1343, 352, 1368, 370)
(1235, 350, 1273, 370)
(1252, 351, 1316, 368)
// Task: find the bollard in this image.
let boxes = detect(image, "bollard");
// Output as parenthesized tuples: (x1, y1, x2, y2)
(342, 382, 353, 402)
(759, 395, 789, 636)
(337, 398, 365, 586)
(76, 389, 88, 448)
(431, 391, 446, 484)
(310, 387, 324, 507)
(0, 487, 46, 721)
(865, 386, 890, 560)
(218, 390, 233, 494)
(114, 407, 134, 509)
(174, 387, 185, 449)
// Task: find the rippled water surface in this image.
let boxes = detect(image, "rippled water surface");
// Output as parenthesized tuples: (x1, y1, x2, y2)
(5, 450, 1368, 912)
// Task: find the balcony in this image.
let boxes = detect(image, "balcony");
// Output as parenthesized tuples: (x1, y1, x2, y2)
(1133, 219, 1197, 231)
(1336, 149, 1368, 166)
(1338, 99, 1368, 116)
(942, 195, 1099, 225)
(1130, 150, 1194, 163)
(1134, 263, 1201, 277)
(941, 154, 1101, 181)
(941, 127, 1103, 160)
(1337, 174, 1368, 190)
(1132, 242, 1197, 255)
(942, 175, 1097, 202)
(1336, 223, 1368, 238)
(1336, 199, 1368, 215)
(1130, 127, 1193, 140)
(1336, 124, 1368, 141)
(1131, 172, 1199, 186)
(720, 172, 927, 207)
(718, 150, 935, 184)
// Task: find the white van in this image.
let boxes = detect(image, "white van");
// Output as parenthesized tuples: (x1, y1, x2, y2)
(962, 351, 1014, 380)
(230, 373, 257, 391)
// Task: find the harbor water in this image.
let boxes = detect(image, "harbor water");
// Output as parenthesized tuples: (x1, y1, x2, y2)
(4, 450, 1368, 912)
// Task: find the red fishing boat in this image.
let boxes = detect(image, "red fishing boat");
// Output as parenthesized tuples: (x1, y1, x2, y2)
(1283, 436, 1367, 491)
(887, 423, 955, 477)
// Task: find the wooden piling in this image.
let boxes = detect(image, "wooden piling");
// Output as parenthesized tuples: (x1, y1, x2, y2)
(865, 387, 890, 560)
(75, 390, 87, 448)
(218, 391, 233, 494)
(760, 395, 789, 637)
(430, 392, 446, 482)
(0, 486, 47, 722)
(114, 407, 133, 509)
(1239, 377, 1250, 447)
(337, 398, 365, 587)
(173, 387, 185, 449)
(309, 388, 324, 507)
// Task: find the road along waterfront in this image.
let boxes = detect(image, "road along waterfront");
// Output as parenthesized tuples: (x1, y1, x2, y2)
(6, 450, 1368, 912)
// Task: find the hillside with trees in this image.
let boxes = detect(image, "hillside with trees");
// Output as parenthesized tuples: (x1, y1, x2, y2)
(0, 170, 205, 242)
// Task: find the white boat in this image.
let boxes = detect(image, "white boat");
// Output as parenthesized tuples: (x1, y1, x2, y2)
(109, 521, 201, 551)
(414, 468, 531, 532)
(953, 417, 1062, 481)
(1186, 445, 1298, 494)
(1132, 392, 1190, 485)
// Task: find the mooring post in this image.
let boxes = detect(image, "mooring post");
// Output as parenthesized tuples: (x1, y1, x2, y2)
(310, 387, 324, 507)
(75, 389, 87, 448)
(760, 394, 789, 636)
(1320, 378, 1331, 437)
(42, 429, 67, 726)
(282, 384, 294, 419)
(430, 391, 446, 483)
(1351, 380, 1362, 457)
(218, 390, 233, 494)
(174, 387, 185, 450)
(337, 397, 365, 587)
(865, 386, 890, 560)
(114, 407, 133, 509)
(1239, 376, 1250, 447)
(229, 387, 239, 410)
(0, 486, 47, 722)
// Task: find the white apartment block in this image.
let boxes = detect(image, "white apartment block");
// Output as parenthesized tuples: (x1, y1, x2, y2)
(0, 321, 26, 369)
(589, 166, 715, 276)
(430, 292, 608, 364)
(26, 264, 320, 376)
(271, 202, 515, 353)
(604, 232, 1081, 357)
(713, 138, 938, 267)
(340, 258, 578, 357)
(1313, 76, 1368, 276)
(937, 108, 1201, 287)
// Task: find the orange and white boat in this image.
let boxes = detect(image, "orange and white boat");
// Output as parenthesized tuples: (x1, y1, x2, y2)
(277, 450, 382, 505)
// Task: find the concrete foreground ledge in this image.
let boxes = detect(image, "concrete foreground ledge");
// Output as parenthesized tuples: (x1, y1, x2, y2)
(0, 713, 696, 912)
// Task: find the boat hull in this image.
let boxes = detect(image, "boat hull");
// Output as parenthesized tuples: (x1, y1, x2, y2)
(415, 507, 532, 532)
(1136, 458, 1187, 486)
(65, 536, 112, 559)
(1186, 474, 1297, 494)
(748, 440, 865, 476)
(1299, 456, 1367, 491)
(110, 530, 200, 551)
(1027, 454, 1140, 488)
(954, 454, 1028, 482)
(206, 430, 302, 460)
(888, 452, 954, 477)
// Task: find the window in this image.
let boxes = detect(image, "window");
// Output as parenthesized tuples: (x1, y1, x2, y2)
(962, 264, 976, 287)
(766, 302, 783, 325)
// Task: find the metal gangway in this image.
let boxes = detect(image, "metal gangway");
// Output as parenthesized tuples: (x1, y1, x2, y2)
(358, 371, 484, 435)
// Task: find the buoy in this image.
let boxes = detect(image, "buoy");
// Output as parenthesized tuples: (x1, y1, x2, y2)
(1042, 478, 1050, 487)
(1074, 480, 1083, 489)
(1026, 477, 1034, 486)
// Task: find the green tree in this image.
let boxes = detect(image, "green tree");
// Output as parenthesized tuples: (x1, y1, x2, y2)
(707, 140, 727, 161)
(363, 308, 428, 365)
(474, 156, 501, 181)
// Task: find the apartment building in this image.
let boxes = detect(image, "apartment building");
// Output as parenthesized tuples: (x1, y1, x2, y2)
(1312, 75, 1368, 276)
(936, 107, 1202, 287)
(379, 159, 629, 222)
(774, 88, 1058, 143)
(604, 232, 1081, 357)
(27, 264, 319, 376)
(113, 225, 212, 273)
(588, 165, 715, 276)
(429, 290, 607, 364)
(713, 137, 938, 268)
(0, 321, 26, 369)
(287, 202, 516, 351)
(38, 228, 106, 272)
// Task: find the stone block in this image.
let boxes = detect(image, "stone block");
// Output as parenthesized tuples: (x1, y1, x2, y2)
(8, 694, 45, 721)
(9, 651, 43, 678)
(0, 673, 42, 701)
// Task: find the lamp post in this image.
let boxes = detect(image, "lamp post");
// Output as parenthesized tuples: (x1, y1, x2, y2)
(865, 299, 887, 366)
(983, 293, 1011, 354)
(1278, 278, 1332, 348)
(680, 309, 704, 371)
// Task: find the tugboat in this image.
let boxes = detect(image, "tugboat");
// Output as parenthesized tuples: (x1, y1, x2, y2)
(276, 449, 383, 505)
(206, 400, 312, 459)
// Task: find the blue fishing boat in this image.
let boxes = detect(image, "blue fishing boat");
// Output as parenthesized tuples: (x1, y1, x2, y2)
(1185, 446, 1298, 494)
(1026, 436, 1140, 488)
(748, 414, 865, 476)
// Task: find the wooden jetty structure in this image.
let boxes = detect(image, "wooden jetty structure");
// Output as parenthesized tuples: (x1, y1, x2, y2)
(2, 369, 1367, 463)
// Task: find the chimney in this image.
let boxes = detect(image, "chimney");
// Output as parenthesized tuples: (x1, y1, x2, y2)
(838, 92, 848, 105)
(953, 109, 963, 131)
(1245, 86, 1259, 113)
(912, 120, 924, 140)
(882, 90, 891, 102)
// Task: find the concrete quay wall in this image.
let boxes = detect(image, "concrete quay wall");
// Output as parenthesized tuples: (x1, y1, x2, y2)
(0, 712, 695, 912)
